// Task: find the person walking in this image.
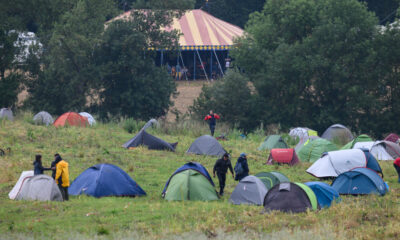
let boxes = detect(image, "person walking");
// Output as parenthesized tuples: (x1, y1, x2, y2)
(213, 153, 234, 196)
(33, 155, 51, 175)
(54, 154, 70, 201)
(204, 110, 220, 136)
(234, 153, 249, 181)
(394, 157, 400, 183)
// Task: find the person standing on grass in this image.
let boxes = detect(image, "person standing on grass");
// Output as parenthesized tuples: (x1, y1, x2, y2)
(204, 110, 220, 136)
(394, 157, 400, 183)
(213, 153, 234, 196)
(33, 155, 51, 175)
(53, 153, 70, 201)
(234, 153, 249, 181)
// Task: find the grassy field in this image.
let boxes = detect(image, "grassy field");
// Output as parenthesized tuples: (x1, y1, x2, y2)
(1, 114, 400, 239)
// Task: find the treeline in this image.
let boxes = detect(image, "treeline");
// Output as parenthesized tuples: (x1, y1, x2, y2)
(191, 0, 400, 137)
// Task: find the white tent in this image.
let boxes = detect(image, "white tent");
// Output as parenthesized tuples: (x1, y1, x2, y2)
(0, 108, 14, 121)
(15, 175, 63, 201)
(354, 141, 400, 161)
(306, 149, 367, 178)
(8, 170, 34, 200)
(79, 112, 96, 126)
(33, 111, 54, 126)
(289, 127, 317, 140)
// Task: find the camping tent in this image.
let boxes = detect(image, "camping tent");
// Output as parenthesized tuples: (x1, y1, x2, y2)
(53, 112, 88, 127)
(69, 163, 146, 197)
(15, 175, 63, 201)
(263, 182, 318, 213)
(33, 111, 54, 126)
(123, 130, 178, 151)
(295, 136, 319, 152)
(255, 172, 289, 189)
(186, 135, 226, 156)
(289, 127, 318, 140)
(384, 133, 400, 143)
(258, 135, 288, 151)
(321, 124, 353, 144)
(141, 119, 159, 131)
(162, 162, 218, 201)
(341, 134, 373, 149)
(306, 149, 382, 178)
(79, 112, 96, 126)
(297, 138, 338, 162)
(267, 148, 299, 166)
(354, 141, 400, 161)
(8, 170, 34, 200)
(305, 182, 339, 208)
(331, 168, 387, 196)
(0, 108, 13, 121)
(229, 176, 268, 205)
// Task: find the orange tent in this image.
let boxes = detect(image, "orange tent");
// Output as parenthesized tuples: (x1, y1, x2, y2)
(53, 112, 88, 127)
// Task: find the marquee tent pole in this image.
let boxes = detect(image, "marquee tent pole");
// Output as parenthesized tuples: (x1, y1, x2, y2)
(179, 50, 188, 81)
(213, 49, 224, 77)
(193, 51, 196, 80)
(196, 49, 209, 81)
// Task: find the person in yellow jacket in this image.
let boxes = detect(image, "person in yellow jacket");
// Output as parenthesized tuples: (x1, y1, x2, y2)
(54, 153, 70, 201)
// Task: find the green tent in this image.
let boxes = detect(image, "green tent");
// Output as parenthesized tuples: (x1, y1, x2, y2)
(258, 135, 288, 151)
(297, 138, 338, 162)
(295, 182, 318, 211)
(164, 169, 218, 201)
(255, 172, 290, 189)
(341, 134, 373, 149)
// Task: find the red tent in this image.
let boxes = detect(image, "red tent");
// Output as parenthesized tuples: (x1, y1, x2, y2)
(267, 149, 299, 166)
(384, 133, 400, 143)
(53, 112, 88, 127)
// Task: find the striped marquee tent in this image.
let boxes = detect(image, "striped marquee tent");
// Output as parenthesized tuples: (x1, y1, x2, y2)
(112, 9, 244, 80)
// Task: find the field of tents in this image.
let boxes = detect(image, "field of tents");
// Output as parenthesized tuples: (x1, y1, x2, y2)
(1, 112, 400, 239)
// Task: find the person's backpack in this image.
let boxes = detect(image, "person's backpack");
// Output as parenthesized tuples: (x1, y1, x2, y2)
(234, 161, 244, 176)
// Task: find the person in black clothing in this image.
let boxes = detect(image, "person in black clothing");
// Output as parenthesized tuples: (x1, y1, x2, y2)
(51, 153, 62, 180)
(204, 110, 220, 136)
(234, 153, 249, 181)
(33, 155, 51, 175)
(213, 153, 234, 196)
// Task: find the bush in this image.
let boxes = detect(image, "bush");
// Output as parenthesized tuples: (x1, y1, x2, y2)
(122, 118, 145, 134)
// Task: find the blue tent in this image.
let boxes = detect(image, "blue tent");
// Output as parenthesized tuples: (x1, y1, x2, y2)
(360, 149, 383, 176)
(331, 168, 387, 196)
(162, 162, 214, 194)
(69, 163, 146, 198)
(305, 182, 340, 208)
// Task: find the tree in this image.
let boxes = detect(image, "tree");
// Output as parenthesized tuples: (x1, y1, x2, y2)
(359, 0, 399, 24)
(93, 11, 178, 119)
(231, 0, 397, 136)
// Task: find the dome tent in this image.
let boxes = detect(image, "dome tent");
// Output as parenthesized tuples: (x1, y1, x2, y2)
(69, 163, 146, 198)
(384, 133, 400, 143)
(33, 111, 54, 126)
(289, 127, 318, 140)
(258, 135, 288, 151)
(263, 182, 318, 213)
(297, 138, 338, 162)
(321, 124, 353, 144)
(162, 162, 218, 201)
(306, 149, 382, 178)
(255, 171, 289, 189)
(305, 182, 340, 208)
(331, 168, 387, 196)
(8, 170, 34, 200)
(186, 135, 226, 156)
(15, 175, 63, 201)
(0, 108, 13, 121)
(79, 112, 96, 126)
(341, 134, 373, 150)
(229, 176, 268, 205)
(354, 141, 400, 161)
(54, 112, 88, 127)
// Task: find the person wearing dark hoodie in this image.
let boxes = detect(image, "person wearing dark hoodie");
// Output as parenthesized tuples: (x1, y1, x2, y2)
(213, 153, 234, 196)
(234, 153, 249, 181)
(33, 155, 51, 175)
(53, 153, 70, 201)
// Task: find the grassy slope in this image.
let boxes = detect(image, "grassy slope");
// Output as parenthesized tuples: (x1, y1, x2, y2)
(0, 117, 400, 240)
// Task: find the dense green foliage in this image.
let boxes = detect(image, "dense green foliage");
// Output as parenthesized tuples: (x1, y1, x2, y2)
(1, 116, 400, 239)
(193, 0, 400, 137)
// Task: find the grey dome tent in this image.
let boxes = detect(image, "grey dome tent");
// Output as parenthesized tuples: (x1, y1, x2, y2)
(33, 111, 54, 126)
(15, 175, 63, 201)
(0, 108, 13, 121)
(186, 135, 226, 156)
(79, 112, 96, 126)
(141, 119, 159, 131)
(229, 176, 268, 205)
(123, 130, 178, 151)
(321, 124, 353, 144)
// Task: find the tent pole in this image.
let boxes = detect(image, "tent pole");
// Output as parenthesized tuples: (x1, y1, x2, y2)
(213, 49, 224, 77)
(196, 49, 209, 82)
(193, 51, 196, 81)
(210, 50, 213, 80)
(160, 50, 164, 66)
(179, 50, 188, 81)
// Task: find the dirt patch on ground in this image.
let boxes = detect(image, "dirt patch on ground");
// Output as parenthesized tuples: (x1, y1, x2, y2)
(167, 80, 212, 121)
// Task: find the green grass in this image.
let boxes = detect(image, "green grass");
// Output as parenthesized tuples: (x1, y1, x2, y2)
(1, 117, 400, 239)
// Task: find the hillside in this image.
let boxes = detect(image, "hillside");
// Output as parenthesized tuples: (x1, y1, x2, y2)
(0, 116, 400, 239)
